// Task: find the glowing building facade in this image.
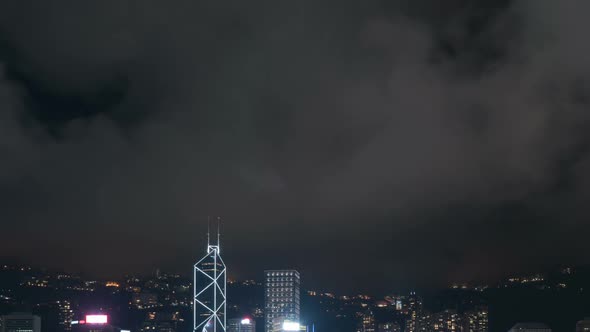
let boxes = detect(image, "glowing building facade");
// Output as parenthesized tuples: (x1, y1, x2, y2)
(227, 318, 255, 332)
(270, 318, 304, 332)
(194, 228, 226, 332)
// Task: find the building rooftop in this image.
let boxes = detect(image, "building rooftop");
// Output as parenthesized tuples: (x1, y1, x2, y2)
(510, 322, 551, 329)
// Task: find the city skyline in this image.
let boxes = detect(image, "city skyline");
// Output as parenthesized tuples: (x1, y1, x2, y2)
(1, 259, 589, 332)
(1, 259, 588, 298)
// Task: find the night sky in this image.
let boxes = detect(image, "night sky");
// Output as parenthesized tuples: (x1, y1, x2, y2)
(1, 0, 590, 294)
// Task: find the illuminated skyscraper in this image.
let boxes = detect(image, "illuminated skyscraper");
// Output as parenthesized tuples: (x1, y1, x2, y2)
(194, 224, 227, 332)
(264, 270, 300, 332)
(405, 292, 422, 332)
(57, 300, 74, 331)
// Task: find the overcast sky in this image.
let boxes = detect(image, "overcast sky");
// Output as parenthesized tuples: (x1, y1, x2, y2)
(1, 0, 590, 293)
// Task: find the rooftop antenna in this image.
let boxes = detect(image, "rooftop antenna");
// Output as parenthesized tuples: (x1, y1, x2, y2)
(207, 216, 211, 251)
(217, 217, 221, 250)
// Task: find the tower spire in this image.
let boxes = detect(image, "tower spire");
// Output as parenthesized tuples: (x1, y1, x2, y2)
(217, 217, 221, 247)
(207, 216, 211, 249)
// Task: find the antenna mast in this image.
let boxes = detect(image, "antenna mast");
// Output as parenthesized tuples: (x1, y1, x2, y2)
(217, 217, 221, 249)
(207, 216, 211, 251)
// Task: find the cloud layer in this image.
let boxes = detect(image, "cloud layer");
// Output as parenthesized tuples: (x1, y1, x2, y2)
(1, 0, 590, 292)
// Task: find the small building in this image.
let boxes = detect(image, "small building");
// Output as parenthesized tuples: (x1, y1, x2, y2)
(1, 313, 41, 332)
(576, 318, 590, 332)
(508, 322, 551, 332)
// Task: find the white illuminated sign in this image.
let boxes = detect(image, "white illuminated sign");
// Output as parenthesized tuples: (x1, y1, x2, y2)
(283, 321, 300, 331)
(241, 318, 251, 325)
(85, 315, 108, 324)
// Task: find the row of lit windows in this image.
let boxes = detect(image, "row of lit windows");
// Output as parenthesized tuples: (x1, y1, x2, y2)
(268, 299, 295, 303)
(267, 304, 300, 310)
(266, 314, 299, 321)
(267, 290, 296, 293)
(268, 305, 297, 310)
(266, 272, 297, 276)
(267, 293, 295, 298)
(267, 293, 300, 298)
(267, 308, 297, 313)
(266, 304, 299, 312)
(266, 294, 299, 301)
(266, 278, 297, 283)
(267, 287, 294, 291)
(267, 283, 295, 287)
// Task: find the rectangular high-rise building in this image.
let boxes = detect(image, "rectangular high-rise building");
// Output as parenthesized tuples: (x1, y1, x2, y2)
(57, 300, 74, 331)
(405, 293, 422, 332)
(1, 313, 41, 332)
(264, 270, 300, 332)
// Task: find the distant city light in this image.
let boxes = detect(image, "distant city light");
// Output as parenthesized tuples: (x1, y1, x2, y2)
(85, 315, 108, 324)
(241, 318, 251, 325)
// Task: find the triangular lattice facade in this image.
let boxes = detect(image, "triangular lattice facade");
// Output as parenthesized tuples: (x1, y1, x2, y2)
(194, 241, 226, 332)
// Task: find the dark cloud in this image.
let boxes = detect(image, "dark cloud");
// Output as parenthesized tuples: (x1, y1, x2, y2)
(1, 0, 590, 293)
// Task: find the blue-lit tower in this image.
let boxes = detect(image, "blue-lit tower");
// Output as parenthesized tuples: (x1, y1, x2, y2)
(194, 222, 227, 332)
